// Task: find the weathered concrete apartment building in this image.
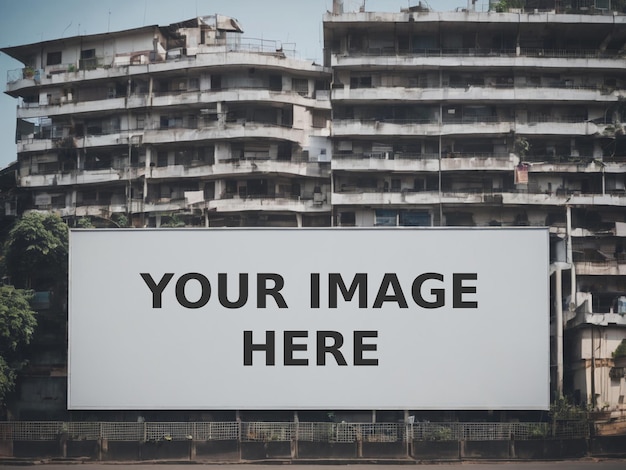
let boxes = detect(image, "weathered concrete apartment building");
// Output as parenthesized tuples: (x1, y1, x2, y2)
(2, 0, 626, 418)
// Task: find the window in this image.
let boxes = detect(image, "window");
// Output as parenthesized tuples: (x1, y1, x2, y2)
(399, 210, 431, 227)
(204, 182, 215, 199)
(350, 75, 372, 89)
(312, 111, 327, 128)
(80, 49, 97, 70)
(269, 75, 282, 91)
(51, 194, 66, 207)
(157, 151, 169, 167)
(375, 209, 397, 226)
(445, 211, 475, 226)
(340, 211, 356, 226)
(46, 51, 62, 66)
(595, 0, 610, 10)
(292, 78, 309, 96)
(160, 116, 182, 129)
(225, 180, 237, 195)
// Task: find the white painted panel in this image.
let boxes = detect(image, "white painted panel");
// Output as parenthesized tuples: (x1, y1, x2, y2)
(69, 228, 549, 410)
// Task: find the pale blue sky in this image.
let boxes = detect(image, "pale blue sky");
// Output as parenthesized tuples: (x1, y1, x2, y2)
(0, 0, 487, 169)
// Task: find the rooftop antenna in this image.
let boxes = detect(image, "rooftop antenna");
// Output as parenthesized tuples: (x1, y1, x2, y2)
(61, 21, 72, 38)
(108, 11, 111, 32)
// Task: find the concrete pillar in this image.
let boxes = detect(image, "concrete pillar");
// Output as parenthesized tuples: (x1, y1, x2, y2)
(404, 410, 412, 458)
(60, 434, 67, 458)
(190, 439, 196, 460)
(555, 265, 563, 398)
(566, 205, 576, 309)
(98, 437, 106, 461)
(292, 411, 299, 459)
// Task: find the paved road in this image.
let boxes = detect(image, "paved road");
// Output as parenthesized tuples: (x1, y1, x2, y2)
(2, 462, 626, 470)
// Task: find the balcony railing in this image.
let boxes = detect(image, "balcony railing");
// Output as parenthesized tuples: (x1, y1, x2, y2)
(16, 116, 296, 144)
(333, 152, 440, 160)
(334, 115, 596, 126)
(6, 37, 306, 86)
(338, 47, 620, 60)
(333, 186, 616, 197)
(0, 420, 589, 443)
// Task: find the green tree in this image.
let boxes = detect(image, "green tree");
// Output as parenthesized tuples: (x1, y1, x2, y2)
(4, 213, 68, 290)
(76, 217, 94, 228)
(0, 286, 36, 408)
(613, 339, 626, 358)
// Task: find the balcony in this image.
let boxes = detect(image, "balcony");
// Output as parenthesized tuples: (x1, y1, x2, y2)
(331, 85, 622, 104)
(143, 198, 189, 213)
(549, 221, 626, 239)
(19, 167, 145, 188)
(331, 188, 626, 207)
(332, 190, 482, 206)
(5, 48, 329, 94)
(207, 195, 330, 213)
(18, 130, 139, 153)
(143, 122, 304, 144)
(330, 49, 624, 71)
(332, 117, 600, 137)
(332, 118, 512, 136)
(568, 311, 626, 327)
(527, 157, 626, 174)
(16, 97, 126, 119)
(504, 191, 626, 207)
(566, 291, 626, 328)
(575, 261, 626, 275)
(152, 89, 330, 110)
(574, 249, 626, 275)
(149, 159, 329, 180)
(332, 153, 517, 172)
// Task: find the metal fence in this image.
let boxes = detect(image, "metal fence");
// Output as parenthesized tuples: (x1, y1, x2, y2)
(0, 421, 590, 442)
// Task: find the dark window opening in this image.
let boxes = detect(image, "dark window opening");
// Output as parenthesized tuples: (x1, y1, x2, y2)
(46, 51, 62, 66)
(277, 142, 292, 161)
(157, 151, 168, 167)
(400, 210, 431, 227)
(80, 49, 97, 70)
(340, 211, 356, 226)
(375, 209, 397, 226)
(269, 75, 282, 91)
(350, 75, 372, 89)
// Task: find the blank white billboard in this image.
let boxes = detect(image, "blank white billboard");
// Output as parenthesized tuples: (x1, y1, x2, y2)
(68, 228, 549, 410)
